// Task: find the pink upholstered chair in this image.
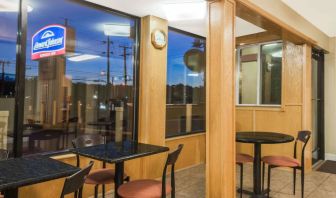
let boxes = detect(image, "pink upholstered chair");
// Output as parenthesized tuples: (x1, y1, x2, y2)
(236, 153, 254, 198)
(118, 144, 184, 198)
(262, 131, 311, 198)
(72, 135, 129, 198)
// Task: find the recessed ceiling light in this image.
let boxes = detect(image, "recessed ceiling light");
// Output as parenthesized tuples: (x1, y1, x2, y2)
(68, 54, 100, 62)
(163, 1, 206, 21)
(103, 23, 131, 37)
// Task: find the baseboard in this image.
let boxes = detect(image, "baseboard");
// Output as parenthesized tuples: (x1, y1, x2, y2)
(325, 153, 336, 161)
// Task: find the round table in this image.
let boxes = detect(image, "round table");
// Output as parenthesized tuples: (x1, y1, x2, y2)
(236, 132, 294, 198)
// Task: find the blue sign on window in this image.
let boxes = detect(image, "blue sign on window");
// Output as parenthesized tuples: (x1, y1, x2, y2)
(31, 24, 66, 60)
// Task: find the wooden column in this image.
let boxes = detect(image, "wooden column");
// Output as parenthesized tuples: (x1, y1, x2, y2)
(206, 0, 236, 197)
(138, 15, 168, 178)
(302, 44, 313, 170)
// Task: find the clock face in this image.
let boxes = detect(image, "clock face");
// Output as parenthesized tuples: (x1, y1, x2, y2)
(151, 30, 167, 49)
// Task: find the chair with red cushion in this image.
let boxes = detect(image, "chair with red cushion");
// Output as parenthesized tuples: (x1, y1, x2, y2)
(236, 153, 254, 198)
(118, 144, 184, 198)
(262, 131, 311, 198)
(72, 134, 130, 198)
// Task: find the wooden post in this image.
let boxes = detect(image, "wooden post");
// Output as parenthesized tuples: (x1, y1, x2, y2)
(138, 15, 168, 178)
(186, 104, 192, 133)
(206, 0, 236, 197)
(115, 107, 124, 142)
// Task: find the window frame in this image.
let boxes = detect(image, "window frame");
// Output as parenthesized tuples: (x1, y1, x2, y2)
(236, 40, 283, 107)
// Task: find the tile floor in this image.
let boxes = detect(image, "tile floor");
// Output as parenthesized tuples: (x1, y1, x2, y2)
(106, 163, 336, 198)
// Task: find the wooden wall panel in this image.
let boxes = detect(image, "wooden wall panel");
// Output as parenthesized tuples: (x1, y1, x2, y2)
(206, 0, 236, 197)
(166, 134, 206, 169)
(283, 42, 303, 105)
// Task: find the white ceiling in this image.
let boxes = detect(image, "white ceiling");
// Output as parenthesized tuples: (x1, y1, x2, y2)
(85, 0, 265, 37)
(282, 0, 336, 37)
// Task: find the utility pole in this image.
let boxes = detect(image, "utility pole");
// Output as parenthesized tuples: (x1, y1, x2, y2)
(102, 37, 113, 120)
(119, 45, 132, 86)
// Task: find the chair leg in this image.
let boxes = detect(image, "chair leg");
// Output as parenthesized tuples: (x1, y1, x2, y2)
(293, 168, 297, 195)
(78, 187, 83, 198)
(240, 164, 243, 198)
(267, 166, 272, 198)
(124, 176, 130, 182)
(102, 184, 105, 198)
(94, 185, 98, 198)
(301, 168, 304, 198)
(262, 162, 265, 191)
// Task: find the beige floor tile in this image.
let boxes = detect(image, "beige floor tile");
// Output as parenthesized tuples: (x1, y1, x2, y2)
(307, 188, 336, 198)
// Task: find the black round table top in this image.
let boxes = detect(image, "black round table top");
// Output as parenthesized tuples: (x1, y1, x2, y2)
(236, 131, 294, 144)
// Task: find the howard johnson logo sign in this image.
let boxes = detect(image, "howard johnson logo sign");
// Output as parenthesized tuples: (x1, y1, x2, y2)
(31, 25, 66, 60)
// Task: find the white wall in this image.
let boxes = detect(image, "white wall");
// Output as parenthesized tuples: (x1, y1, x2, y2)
(325, 37, 336, 160)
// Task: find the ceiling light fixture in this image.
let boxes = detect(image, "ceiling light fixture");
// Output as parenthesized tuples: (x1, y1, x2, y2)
(0, 1, 33, 12)
(68, 54, 100, 62)
(103, 23, 131, 37)
(271, 50, 282, 58)
(163, 1, 206, 21)
(187, 73, 200, 77)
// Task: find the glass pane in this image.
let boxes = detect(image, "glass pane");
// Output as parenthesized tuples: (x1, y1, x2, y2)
(260, 43, 282, 105)
(23, 0, 137, 154)
(312, 58, 318, 161)
(0, 0, 19, 154)
(239, 46, 259, 104)
(166, 29, 206, 138)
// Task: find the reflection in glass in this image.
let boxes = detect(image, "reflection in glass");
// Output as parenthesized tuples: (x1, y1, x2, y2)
(261, 43, 282, 105)
(237, 42, 282, 105)
(238, 46, 259, 104)
(0, 0, 19, 154)
(23, 0, 137, 154)
(166, 29, 205, 138)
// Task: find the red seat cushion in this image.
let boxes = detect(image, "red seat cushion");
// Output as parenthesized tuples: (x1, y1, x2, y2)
(117, 179, 171, 198)
(236, 153, 254, 164)
(262, 156, 300, 167)
(85, 168, 116, 185)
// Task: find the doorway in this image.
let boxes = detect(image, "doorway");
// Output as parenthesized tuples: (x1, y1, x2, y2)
(312, 49, 325, 165)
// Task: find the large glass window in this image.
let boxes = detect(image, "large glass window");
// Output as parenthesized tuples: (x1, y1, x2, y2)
(0, 0, 19, 154)
(23, 0, 138, 154)
(166, 28, 206, 138)
(237, 42, 282, 106)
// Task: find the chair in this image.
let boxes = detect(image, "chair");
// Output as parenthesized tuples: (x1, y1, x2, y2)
(118, 144, 184, 198)
(236, 153, 254, 198)
(60, 161, 94, 198)
(72, 134, 130, 198)
(262, 131, 311, 198)
(0, 149, 9, 160)
(0, 149, 9, 198)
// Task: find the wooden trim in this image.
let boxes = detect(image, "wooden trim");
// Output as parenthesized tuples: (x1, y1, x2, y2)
(206, 0, 236, 197)
(237, 31, 281, 46)
(50, 154, 76, 160)
(165, 132, 205, 142)
(236, 106, 284, 112)
(236, 0, 317, 45)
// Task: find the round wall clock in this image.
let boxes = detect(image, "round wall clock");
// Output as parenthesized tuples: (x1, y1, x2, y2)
(151, 29, 167, 49)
